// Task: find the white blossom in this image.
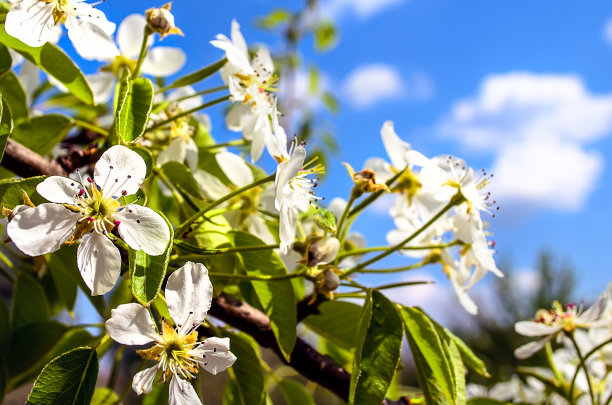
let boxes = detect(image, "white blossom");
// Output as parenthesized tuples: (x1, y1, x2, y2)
(7, 146, 170, 295)
(105, 262, 236, 404)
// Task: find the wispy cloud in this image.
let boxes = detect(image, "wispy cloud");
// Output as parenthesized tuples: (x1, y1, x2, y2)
(439, 72, 612, 212)
(321, 0, 407, 20)
(342, 64, 433, 109)
(603, 17, 612, 44)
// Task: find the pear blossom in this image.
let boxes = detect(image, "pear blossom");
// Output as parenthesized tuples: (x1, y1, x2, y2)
(86, 14, 186, 104)
(7, 146, 170, 295)
(211, 20, 277, 162)
(274, 141, 323, 255)
(105, 262, 236, 404)
(514, 288, 610, 359)
(5, 0, 118, 61)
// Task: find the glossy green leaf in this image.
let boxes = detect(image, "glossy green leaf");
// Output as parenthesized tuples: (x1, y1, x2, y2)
(116, 74, 154, 143)
(278, 379, 315, 405)
(400, 306, 466, 405)
(12, 273, 50, 329)
(164, 58, 226, 90)
(130, 210, 173, 305)
(0, 298, 9, 357)
(0, 95, 13, 162)
(0, 70, 28, 120)
(0, 43, 12, 75)
(223, 377, 241, 405)
(0, 26, 94, 104)
(350, 290, 403, 405)
(230, 231, 297, 361)
(256, 9, 291, 30)
(161, 161, 204, 199)
(303, 300, 361, 350)
(47, 251, 78, 313)
(314, 207, 337, 234)
(91, 387, 119, 405)
(0, 175, 46, 209)
(11, 114, 72, 155)
(314, 21, 338, 52)
(223, 331, 265, 405)
(26, 347, 98, 405)
(436, 322, 489, 378)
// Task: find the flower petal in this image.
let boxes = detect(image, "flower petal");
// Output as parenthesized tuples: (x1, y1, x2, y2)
(73, 3, 116, 36)
(157, 137, 187, 168)
(165, 262, 213, 328)
(8, 203, 80, 256)
(514, 321, 560, 337)
(168, 86, 202, 112)
(114, 205, 170, 256)
(94, 145, 147, 197)
(77, 232, 121, 295)
(196, 337, 237, 375)
(192, 169, 230, 201)
(4, 0, 57, 48)
(36, 176, 82, 204)
(86, 72, 116, 105)
(132, 366, 159, 395)
(66, 17, 119, 62)
(169, 377, 201, 405)
(116, 14, 147, 58)
(216, 151, 253, 187)
(274, 145, 306, 210)
(106, 303, 158, 346)
(514, 337, 551, 359)
(141, 47, 186, 77)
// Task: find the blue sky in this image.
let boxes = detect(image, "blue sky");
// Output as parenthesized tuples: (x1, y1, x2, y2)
(60, 0, 612, 316)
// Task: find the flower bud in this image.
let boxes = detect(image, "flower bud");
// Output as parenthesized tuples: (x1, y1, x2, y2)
(145, 3, 183, 39)
(306, 237, 340, 267)
(343, 162, 389, 199)
(316, 269, 341, 295)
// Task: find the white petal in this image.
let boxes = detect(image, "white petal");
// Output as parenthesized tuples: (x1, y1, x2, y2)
(165, 262, 213, 328)
(450, 276, 478, 315)
(116, 14, 147, 58)
(18, 60, 41, 101)
(514, 338, 551, 359)
(157, 137, 187, 168)
(183, 138, 199, 172)
(216, 151, 253, 187)
(514, 321, 560, 337)
(230, 19, 248, 57)
(278, 202, 298, 255)
(94, 145, 147, 197)
(77, 232, 121, 295)
(36, 176, 82, 204)
(193, 169, 230, 201)
(8, 203, 80, 256)
(274, 146, 306, 210)
(252, 47, 274, 82)
(132, 366, 159, 395)
(169, 377, 201, 405)
(141, 47, 186, 77)
(4, 0, 57, 48)
(86, 72, 116, 105)
(73, 3, 116, 36)
(381, 120, 410, 169)
(106, 303, 158, 346)
(114, 205, 170, 256)
(168, 86, 203, 112)
(196, 337, 237, 375)
(66, 17, 119, 62)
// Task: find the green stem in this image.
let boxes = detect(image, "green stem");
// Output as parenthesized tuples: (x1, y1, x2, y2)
(146, 95, 231, 133)
(154, 167, 200, 212)
(174, 173, 275, 237)
(132, 27, 152, 79)
(172, 85, 228, 102)
(336, 241, 462, 262)
(173, 240, 279, 255)
(348, 167, 406, 218)
(569, 335, 612, 403)
(335, 194, 356, 245)
(545, 341, 566, 388)
(568, 332, 597, 405)
(359, 261, 429, 274)
(207, 271, 309, 282)
(72, 119, 109, 136)
(349, 280, 432, 291)
(200, 139, 247, 150)
(342, 193, 463, 278)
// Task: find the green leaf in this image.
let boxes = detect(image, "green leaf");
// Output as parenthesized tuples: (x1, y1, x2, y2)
(0, 175, 46, 209)
(350, 290, 403, 405)
(129, 145, 153, 177)
(230, 231, 297, 361)
(12, 273, 50, 329)
(11, 114, 72, 155)
(400, 306, 466, 405)
(314, 207, 337, 234)
(0, 359, 6, 404)
(468, 399, 512, 405)
(314, 21, 338, 52)
(436, 323, 489, 378)
(0, 25, 94, 104)
(161, 161, 204, 199)
(303, 300, 361, 350)
(0, 95, 13, 161)
(0, 70, 28, 120)
(142, 381, 169, 405)
(223, 331, 265, 405)
(163, 58, 227, 90)
(223, 378, 241, 405)
(26, 347, 98, 405)
(321, 92, 339, 114)
(116, 74, 154, 143)
(278, 379, 315, 405)
(256, 9, 291, 30)
(130, 210, 173, 305)
(0, 289, 9, 357)
(91, 387, 119, 405)
(0, 43, 12, 75)
(47, 251, 78, 313)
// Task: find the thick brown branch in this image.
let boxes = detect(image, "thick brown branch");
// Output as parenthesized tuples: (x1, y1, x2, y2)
(210, 294, 412, 404)
(2, 139, 67, 177)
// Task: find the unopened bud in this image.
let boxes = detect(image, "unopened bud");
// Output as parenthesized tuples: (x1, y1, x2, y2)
(317, 269, 341, 294)
(343, 162, 389, 199)
(146, 3, 183, 39)
(307, 237, 340, 267)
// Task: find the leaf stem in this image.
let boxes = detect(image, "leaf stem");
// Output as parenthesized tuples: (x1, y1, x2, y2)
(72, 119, 109, 136)
(146, 95, 231, 133)
(132, 27, 152, 79)
(358, 261, 429, 274)
(173, 240, 279, 255)
(172, 85, 228, 102)
(200, 139, 247, 150)
(568, 331, 597, 405)
(207, 270, 309, 282)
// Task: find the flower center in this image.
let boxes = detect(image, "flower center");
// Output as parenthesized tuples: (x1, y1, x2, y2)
(101, 55, 138, 76)
(535, 301, 578, 332)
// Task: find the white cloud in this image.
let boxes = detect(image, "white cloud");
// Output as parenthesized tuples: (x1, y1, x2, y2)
(342, 64, 433, 109)
(440, 72, 612, 212)
(603, 18, 612, 44)
(322, 0, 406, 20)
